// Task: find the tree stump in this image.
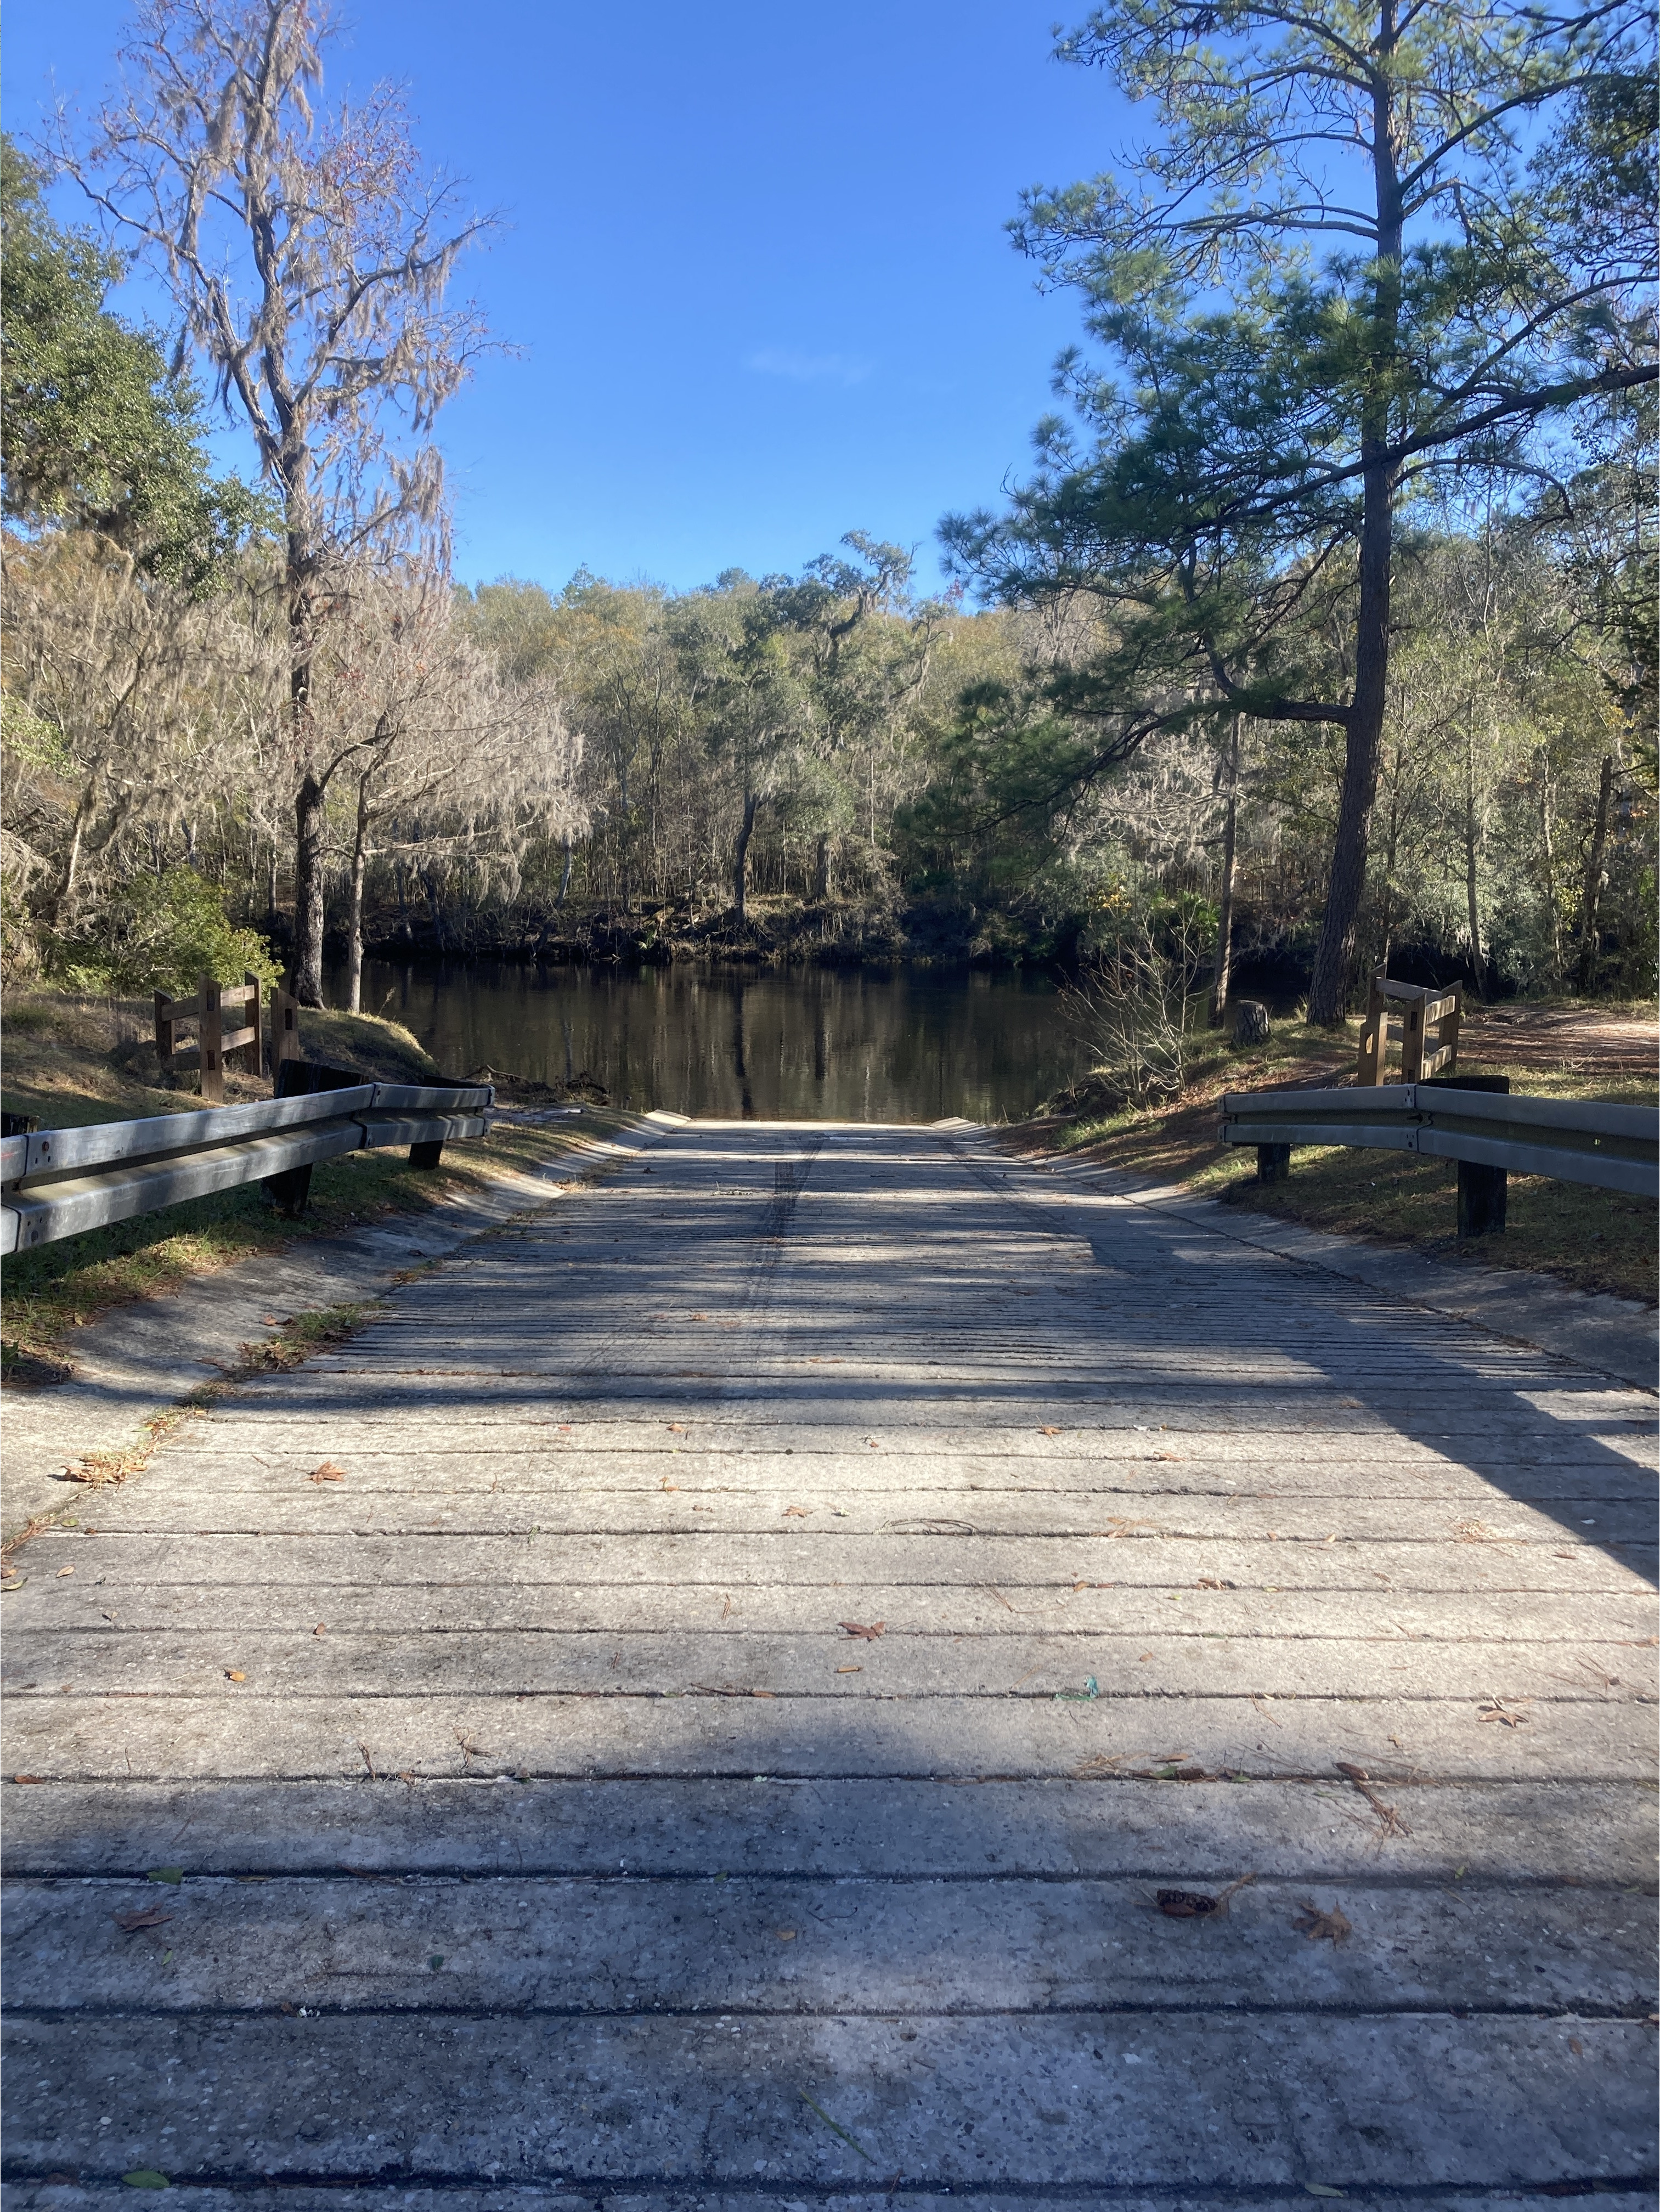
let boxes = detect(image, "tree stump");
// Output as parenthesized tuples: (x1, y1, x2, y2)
(1232, 1000, 1271, 1047)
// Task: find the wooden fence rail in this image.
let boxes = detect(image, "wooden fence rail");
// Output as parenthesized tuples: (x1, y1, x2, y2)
(0, 1080, 493, 1256)
(1218, 1079, 1657, 1238)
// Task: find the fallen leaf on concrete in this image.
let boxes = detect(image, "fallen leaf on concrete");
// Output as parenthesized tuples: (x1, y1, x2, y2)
(12, 1775, 46, 1785)
(1568, 2036, 1584, 2055)
(841, 1621, 885, 1640)
(313, 1624, 326, 1636)
(121, 2171, 170, 2190)
(667, 1424, 686, 1434)
(1292, 1901, 1352, 1944)
(782, 1505, 813, 1517)
(1157, 1888, 1220, 1917)
(112, 1908, 171, 1932)
(836, 1664, 862, 1674)
(1334, 1762, 1411, 1838)
(776, 1927, 797, 1940)
(659, 1477, 679, 1492)
(1151, 1451, 1183, 1462)
(1071, 1751, 1128, 1776)
(146, 1868, 183, 1884)
(307, 1462, 346, 1484)
(224, 1669, 246, 1683)
(1038, 1426, 1063, 1436)
(57, 1565, 75, 1577)
(1478, 1699, 1532, 1727)
(1195, 1577, 1235, 1589)
(1305, 2188, 1348, 2199)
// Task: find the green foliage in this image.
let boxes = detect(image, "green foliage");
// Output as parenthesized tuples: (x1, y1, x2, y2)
(50, 868, 281, 996)
(0, 136, 268, 588)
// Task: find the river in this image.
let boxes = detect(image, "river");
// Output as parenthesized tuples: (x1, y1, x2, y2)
(336, 959, 1092, 1123)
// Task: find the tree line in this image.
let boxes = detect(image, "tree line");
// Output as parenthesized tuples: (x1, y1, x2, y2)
(2, 0, 1653, 1020)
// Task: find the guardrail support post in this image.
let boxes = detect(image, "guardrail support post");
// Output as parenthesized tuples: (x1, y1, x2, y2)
(408, 1139, 444, 1170)
(1457, 1161, 1507, 1237)
(1256, 1142, 1291, 1184)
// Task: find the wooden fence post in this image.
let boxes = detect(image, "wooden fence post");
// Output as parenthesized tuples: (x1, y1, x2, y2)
(199, 975, 224, 1103)
(242, 972, 262, 1076)
(154, 990, 176, 1070)
(269, 982, 302, 1080)
(1355, 972, 1385, 1086)
(1398, 992, 1426, 1083)
(1437, 989, 1461, 1078)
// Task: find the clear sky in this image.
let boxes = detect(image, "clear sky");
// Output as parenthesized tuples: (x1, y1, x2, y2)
(4, 1, 1130, 597)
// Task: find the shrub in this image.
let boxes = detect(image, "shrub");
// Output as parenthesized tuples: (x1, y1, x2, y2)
(50, 867, 281, 996)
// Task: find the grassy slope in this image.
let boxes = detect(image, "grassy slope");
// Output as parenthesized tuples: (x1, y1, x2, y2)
(1003, 1012, 1658, 1308)
(0, 989, 635, 1365)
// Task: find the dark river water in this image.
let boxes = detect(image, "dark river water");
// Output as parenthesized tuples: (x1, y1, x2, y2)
(337, 959, 1092, 1122)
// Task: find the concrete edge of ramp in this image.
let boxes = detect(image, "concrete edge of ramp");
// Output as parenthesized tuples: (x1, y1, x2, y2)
(988, 1137, 1658, 1393)
(0, 1114, 672, 1541)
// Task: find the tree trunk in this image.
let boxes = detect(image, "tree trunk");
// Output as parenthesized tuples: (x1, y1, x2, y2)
(1209, 715, 1241, 1026)
(1308, 47, 1402, 1027)
(292, 771, 327, 1005)
(1577, 752, 1613, 992)
(1464, 730, 1487, 999)
(345, 775, 371, 1014)
(50, 794, 93, 924)
(1539, 749, 1563, 986)
(557, 837, 574, 908)
(814, 832, 833, 902)
(266, 840, 280, 934)
(732, 791, 760, 923)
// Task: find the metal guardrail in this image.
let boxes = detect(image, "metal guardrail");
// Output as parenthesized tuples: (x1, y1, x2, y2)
(0, 1080, 494, 1256)
(1218, 1084, 1658, 1200)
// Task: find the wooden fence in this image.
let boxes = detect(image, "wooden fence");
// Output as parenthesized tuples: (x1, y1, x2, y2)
(1355, 973, 1461, 1086)
(154, 973, 263, 1102)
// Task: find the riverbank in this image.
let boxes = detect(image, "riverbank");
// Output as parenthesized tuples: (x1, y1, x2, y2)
(1004, 1002, 1658, 1308)
(357, 888, 1089, 968)
(0, 987, 639, 1375)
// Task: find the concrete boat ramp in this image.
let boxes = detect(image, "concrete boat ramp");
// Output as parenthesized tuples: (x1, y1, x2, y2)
(3, 1119, 1656, 2207)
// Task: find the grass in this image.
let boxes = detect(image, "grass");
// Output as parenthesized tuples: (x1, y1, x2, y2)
(1010, 1009, 1658, 1308)
(1, 985, 640, 1370)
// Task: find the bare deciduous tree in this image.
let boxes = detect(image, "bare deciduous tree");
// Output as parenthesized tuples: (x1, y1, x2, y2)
(58, 0, 497, 1001)
(307, 567, 583, 1008)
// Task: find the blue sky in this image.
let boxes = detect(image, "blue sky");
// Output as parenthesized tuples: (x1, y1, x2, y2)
(4, 2, 1129, 596)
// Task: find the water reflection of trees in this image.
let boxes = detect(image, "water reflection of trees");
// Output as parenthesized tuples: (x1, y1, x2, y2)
(348, 962, 1088, 1122)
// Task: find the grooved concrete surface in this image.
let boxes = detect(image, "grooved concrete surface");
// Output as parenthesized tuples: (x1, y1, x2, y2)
(3, 1120, 1657, 2211)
